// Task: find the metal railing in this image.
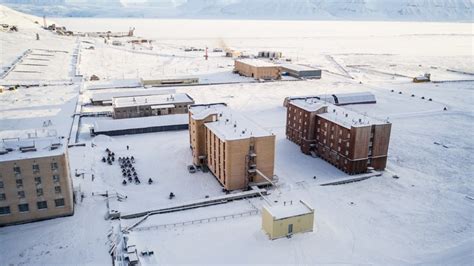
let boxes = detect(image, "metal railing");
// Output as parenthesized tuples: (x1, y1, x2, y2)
(134, 210, 259, 232)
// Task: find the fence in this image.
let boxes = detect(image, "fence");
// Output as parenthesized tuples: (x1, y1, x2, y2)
(134, 210, 259, 232)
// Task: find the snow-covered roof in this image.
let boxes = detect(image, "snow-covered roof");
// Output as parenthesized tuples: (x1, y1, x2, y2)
(90, 88, 176, 102)
(280, 64, 321, 72)
(235, 59, 278, 68)
(85, 79, 143, 90)
(0, 129, 66, 162)
(113, 93, 194, 108)
(190, 104, 273, 141)
(289, 98, 387, 128)
(335, 92, 376, 105)
(189, 103, 227, 120)
(319, 104, 387, 128)
(93, 114, 188, 133)
(290, 98, 327, 112)
(265, 200, 313, 220)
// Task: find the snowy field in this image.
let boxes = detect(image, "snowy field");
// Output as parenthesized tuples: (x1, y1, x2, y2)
(1, 5, 473, 265)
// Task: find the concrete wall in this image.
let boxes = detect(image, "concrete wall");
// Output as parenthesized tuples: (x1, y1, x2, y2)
(0, 152, 74, 226)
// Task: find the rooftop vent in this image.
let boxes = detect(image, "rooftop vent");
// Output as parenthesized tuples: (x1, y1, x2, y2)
(50, 143, 61, 150)
(20, 145, 36, 153)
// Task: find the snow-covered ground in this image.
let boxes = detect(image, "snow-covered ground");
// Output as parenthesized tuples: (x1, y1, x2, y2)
(0, 5, 473, 265)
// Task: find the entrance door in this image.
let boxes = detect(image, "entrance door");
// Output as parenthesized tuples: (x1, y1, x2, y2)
(288, 224, 293, 235)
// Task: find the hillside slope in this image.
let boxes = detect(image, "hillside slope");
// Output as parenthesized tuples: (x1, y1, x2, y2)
(0, 0, 472, 21)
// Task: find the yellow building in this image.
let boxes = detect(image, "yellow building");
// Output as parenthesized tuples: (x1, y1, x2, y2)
(0, 133, 74, 226)
(189, 103, 276, 191)
(262, 200, 314, 240)
(234, 59, 281, 80)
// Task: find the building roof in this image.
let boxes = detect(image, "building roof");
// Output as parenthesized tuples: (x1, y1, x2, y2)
(0, 129, 66, 162)
(93, 114, 188, 133)
(289, 98, 388, 128)
(90, 88, 176, 102)
(190, 104, 273, 141)
(235, 58, 278, 68)
(290, 98, 327, 112)
(113, 93, 194, 108)
(280, 64, 321, 72)
(334, 92, 376, 105)
(85, 79, 142, 90)
(265, 200, 313, 220)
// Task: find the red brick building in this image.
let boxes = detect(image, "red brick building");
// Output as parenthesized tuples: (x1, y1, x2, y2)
(286, 98, 391, 174)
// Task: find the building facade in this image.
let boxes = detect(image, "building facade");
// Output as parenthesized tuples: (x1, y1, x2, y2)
(112, 93, 194, 119)
(0, 137, 74, 226)
(189, 103, 276, 191)
(262, 200, 314, 240)
(286, 98, 391, 174)
(234, 59, 281, 80)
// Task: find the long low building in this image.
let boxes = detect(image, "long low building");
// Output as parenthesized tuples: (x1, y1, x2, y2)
(142, 77, 199, 87)
(189, 103, 276, 191)
(286, 98, 391, 174)
(0, 131, 74, 226)
(85, 79, 143, 90)
(234, 59, 281, 80)
(112, 93, 195, 119)
(280, 64, 322, 79)
(283, 92, 376, 107)
(91, 114, 189, 136)
(89, 88, 176, 106)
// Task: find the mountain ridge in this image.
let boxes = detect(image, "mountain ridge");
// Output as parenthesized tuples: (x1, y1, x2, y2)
(0, 0, 472, 22)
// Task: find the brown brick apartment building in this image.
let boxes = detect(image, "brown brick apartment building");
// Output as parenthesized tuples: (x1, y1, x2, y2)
(286, 98, 391, 174)
(189, 103, 276, 190)
(234, 59, 281, 80)
(0, 136, 74, 226)
(112, 93, 194, 119)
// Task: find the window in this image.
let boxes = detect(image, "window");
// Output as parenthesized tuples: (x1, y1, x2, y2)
(37, 201, 47, 210)
(0, 193, 6, 201)
(18, 203, 29, 212)
(0, 180, 3, 189)
(36, 188, 43, 197)
(32, 163, 40, 174)
(51, 162, 59, 171)
(0, 206, 11, 215)
(13, 166, 21, 175)
(54, 198, 65, 207)
(18, 191, 25, 199)
(53, 175, 60, 183)
(16, 179, 23, 189)
(54, 186, 62, 194)
(35, 176, 42, 186)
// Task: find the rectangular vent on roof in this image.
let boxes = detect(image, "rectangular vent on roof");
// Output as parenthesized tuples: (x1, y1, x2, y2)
(20, 146, 37, 153)
(50, 143, 61, 150)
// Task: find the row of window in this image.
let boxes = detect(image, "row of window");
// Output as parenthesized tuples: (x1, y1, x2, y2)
(0, 185, 62, 201)
(0, 199, 65, 215)
(12, 162, 59, 175)
(0, 175, 60, 189)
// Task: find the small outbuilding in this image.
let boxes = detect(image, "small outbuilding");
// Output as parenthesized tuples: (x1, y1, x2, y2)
(280, 64, 322, 79)
(262, 200, 314, 240)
